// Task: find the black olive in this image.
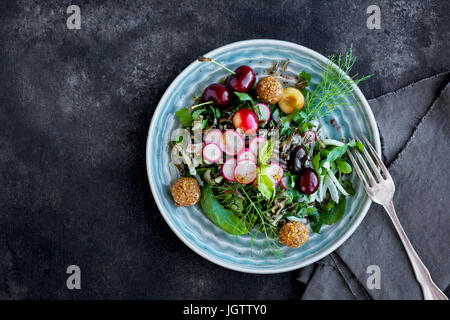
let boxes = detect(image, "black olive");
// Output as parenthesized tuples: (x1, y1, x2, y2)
(288, 145, 307, 173)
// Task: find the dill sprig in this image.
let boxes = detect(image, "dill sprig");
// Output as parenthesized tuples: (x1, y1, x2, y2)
(212, 183, 284, 259)
(238, 185, 284, 259)
(302, 46, 372, 124)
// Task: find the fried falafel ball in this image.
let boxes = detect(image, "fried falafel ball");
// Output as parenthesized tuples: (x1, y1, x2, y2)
(171, 177, 201, 207)
(255, 76, 284, 105)
(278, 221, 309, 248)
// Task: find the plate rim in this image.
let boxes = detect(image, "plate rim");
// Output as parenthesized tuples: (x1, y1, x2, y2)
(146, 39, 380, 274)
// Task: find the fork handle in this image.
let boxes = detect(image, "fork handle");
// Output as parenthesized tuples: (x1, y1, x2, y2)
(383, 201, 448, 300)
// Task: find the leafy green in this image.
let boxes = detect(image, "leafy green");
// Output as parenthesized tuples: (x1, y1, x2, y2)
(308, 210, 322, 233)
(326, 145, 348, 163)
(324, 138, 365, 166)
(308, 195, 347, 233)
(234, 92, 253, 102)
(341, 180, 355, 196)
(257, 139, 273, 166)
(192, 108, 205, 120)
(200, 185, 251, 235)
(257, 169, 275, 201)
(348, 139, 365, 152)
(319, 195, 347, 225)
(210, 105, 221, 119)
(299, 71, 312, 86)
(336, 159, 352, 174)
(312, 153, 321, 172)
(175, 108, 193, 127)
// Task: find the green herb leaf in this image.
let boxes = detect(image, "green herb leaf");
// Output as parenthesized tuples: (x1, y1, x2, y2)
(319, 195, 347, 225)
(191, 108, 206, 120)
(257, 139, 273, 166)
(200, 185, 251, 235)
(312, 153, 321, 172)
(280, 108, 299, 124)
(210, 105, 221, 119)
(308, 210, 322, 233)
(326, 145, 348, 163)
(234, 92, 253, 102)
(299, 71, 312, 86)
(348, 139, 364, 152)
(336, 159, 352, 174)
(257, 169, 275, 201)
(175, 108, 193, 127)
(341, 180, 355, 196)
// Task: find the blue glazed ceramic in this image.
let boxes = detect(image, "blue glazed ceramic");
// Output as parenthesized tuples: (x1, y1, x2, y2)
(146, 40, 380, 273)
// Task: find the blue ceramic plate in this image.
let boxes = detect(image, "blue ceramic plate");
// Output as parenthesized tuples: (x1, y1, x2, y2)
(146, 40, 380, 273)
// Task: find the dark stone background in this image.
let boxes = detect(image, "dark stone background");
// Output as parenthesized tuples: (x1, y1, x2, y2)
(0, 0, 448, 299)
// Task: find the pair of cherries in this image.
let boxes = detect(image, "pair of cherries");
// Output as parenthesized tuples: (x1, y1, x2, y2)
(200, 58, 256, 107)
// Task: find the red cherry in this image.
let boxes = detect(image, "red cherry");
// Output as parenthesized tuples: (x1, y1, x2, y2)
(202, 84, 230, 107)
(296, 168, 319, 195)
(227, 65, 256, 93)
(232, 108, 259, 135)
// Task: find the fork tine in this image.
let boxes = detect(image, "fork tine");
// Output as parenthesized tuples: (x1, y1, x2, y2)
(347, 149, 370, 190)
(361, 134, 391, 179)
(355, 136, 383, 181)
(353, 147, 376, 186)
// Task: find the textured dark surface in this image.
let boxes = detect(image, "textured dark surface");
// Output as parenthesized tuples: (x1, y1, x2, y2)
(0, 0, 448, 299)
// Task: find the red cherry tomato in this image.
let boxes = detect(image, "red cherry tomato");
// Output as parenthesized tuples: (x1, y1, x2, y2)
(232, 108, 259, 135)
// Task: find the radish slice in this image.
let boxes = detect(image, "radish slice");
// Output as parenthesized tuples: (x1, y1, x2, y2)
(234, 160, 257, 184)
(204, 129, 222, 145)
(281, 176, 290, 189)
(237, 148, 257, 163)
(302, 130, 317, 145)
(202, 143, 222, 163)
(261, 163, 284, 183)
(254, 103, 271, 122)
(219, 130, 245, 156)
(249, 136, 266, 157)
(222, 158, 237, 181)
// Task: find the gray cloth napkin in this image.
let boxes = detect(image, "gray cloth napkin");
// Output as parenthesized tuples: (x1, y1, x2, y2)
(297, 72, 450, 300)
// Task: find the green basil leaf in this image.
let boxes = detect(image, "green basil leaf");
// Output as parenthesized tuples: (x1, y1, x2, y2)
(175, 108, 193, 127)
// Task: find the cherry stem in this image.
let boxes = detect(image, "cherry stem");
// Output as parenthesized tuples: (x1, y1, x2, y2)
(198, 56, 236, 75)
(190, 101, 213, 110)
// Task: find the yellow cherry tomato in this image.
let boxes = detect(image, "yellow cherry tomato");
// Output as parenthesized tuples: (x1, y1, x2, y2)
(278, 87, 305, 114)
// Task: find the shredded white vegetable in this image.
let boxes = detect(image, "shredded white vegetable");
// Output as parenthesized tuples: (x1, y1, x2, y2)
(322, 138, 345, 147)
(325, 174, 340, 203)
(327, 170, 349, 196)
(317, 175, 326, 202)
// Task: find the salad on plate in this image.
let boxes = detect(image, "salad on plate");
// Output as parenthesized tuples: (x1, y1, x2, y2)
(169, 48, 370, 258)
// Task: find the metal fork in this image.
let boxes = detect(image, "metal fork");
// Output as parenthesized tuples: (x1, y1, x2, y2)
(347, 135, 448, 300)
